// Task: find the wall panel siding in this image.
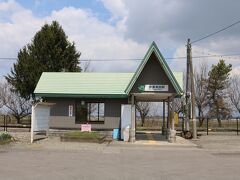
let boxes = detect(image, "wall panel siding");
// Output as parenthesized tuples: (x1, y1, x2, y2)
(105, 99, 128, 117)
(49, 116, 120, 130)
(47, 98, 127, 130)
(49, 116, 77, 128)
(47, 98, 75, 116)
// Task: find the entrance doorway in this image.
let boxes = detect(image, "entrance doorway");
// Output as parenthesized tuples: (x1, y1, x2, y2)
(135, 101, 167, 141)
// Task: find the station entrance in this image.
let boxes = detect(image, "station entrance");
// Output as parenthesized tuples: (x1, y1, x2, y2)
(130, 94, 177, 143)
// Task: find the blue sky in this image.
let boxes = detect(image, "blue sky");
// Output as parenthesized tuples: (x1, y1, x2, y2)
(17, 0, 111, 21)
(1, 0, 240, 79)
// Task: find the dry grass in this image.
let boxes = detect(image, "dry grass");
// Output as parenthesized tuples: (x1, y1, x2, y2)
(63, 131, 101, 139)
(136, 118, 240, 131)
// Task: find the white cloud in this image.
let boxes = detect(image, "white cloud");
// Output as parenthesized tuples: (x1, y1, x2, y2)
(121, 0, 240, 75)
(170, 45, 240, 77)
(48, 6, 147, 71)
(99, 0, 128, 20)
(0, 0, 148, 76)
(1, 0, 240, 77)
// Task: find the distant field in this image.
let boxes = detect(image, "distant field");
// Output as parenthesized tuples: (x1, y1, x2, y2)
(0, 115, 31, 125)
(0, 114, 238, 132)
(136, 117, 240, 132)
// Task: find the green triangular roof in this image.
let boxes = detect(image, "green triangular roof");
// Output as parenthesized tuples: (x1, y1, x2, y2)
(125, 41, 183, 95)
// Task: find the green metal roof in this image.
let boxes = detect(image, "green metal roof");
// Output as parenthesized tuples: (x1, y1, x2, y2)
(34, 72, 134, 98)
(34, 71, 183, 98)
(125, 41, 183, 95)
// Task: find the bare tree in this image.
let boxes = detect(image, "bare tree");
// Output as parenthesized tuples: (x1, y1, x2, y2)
(82, 61, 94, 72)
(87, 103, 97, 120)
(0, 94, 3, 109)
(172, 97, 185, 115)
(228, 75, 240, 116)
(194, 63, 209, 127)
(0, 82, 31, 124)
(136, 102, 150, 126)
(150, 102, 161, 119)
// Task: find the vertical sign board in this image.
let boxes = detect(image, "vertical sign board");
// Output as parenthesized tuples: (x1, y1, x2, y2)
(33, 105, 50, 131)
(69, 105, 73, 117)
(31, 103, 53, 143)
(121, 104, 132, 140)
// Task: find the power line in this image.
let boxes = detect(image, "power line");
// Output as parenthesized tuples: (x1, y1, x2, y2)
(81, 58, 142, 61)
(0, 57, 17, 60)
(1, 53, 240, 62)
(191, 19, 240, 44)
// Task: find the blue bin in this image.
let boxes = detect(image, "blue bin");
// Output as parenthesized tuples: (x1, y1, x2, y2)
(113, 128, 120, 140)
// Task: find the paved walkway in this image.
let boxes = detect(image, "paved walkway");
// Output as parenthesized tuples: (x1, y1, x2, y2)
(109, 131, 197, 147)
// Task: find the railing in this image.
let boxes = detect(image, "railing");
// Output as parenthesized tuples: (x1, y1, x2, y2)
(0, 115, 31, 132)
(135, 117, 240, 136)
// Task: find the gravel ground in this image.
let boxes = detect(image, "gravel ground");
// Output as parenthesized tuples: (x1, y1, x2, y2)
(4, 130, 197, 150)
(4, 130, 240, 151)
(1, 131, 240, 180)
(193, 134, 240, 152)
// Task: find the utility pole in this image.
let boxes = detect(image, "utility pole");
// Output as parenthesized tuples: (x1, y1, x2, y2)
(185, 39, 191, 132)
(186, 39, 197, 139)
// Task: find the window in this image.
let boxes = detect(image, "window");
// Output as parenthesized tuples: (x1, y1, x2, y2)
(76, 102, 104, 123)
(87, 103, 104, 122)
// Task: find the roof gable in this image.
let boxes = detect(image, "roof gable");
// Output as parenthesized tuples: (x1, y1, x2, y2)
(125, 41, 183, 95)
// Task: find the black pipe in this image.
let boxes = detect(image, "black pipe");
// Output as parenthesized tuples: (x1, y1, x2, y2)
(6, 115, 8, 131)
(3, 115, 6, 131)
(237, 118, 239, 136)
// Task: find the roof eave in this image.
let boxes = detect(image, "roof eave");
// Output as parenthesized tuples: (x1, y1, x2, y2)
(35, 93, 129, 99)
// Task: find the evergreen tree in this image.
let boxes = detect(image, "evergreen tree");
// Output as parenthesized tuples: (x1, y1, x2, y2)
(6, 21, 81, 99)
(207, 60, 232, 126)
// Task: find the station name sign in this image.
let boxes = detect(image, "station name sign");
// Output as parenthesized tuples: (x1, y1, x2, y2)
(138, 84, 168, 92)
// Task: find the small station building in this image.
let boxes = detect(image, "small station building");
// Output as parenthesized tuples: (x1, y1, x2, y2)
(34, 42, 183, 142)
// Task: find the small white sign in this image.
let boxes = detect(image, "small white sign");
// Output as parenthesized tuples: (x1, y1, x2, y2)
(145, 84, 168, 91)
(69, 105, 73, 117)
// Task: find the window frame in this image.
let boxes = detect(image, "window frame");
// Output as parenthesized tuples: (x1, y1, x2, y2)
(75, 101, 105, 124)
(87, 102, 105, 123)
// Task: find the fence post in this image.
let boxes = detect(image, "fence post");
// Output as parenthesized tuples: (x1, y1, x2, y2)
(3, 115, 6, 131)
(207, 118, 209, 135)
(182, 117, 184, 132)
(237, 118, 239, 136)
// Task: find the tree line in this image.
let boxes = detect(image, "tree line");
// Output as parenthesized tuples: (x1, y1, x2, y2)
(194, 60, 239, 127)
